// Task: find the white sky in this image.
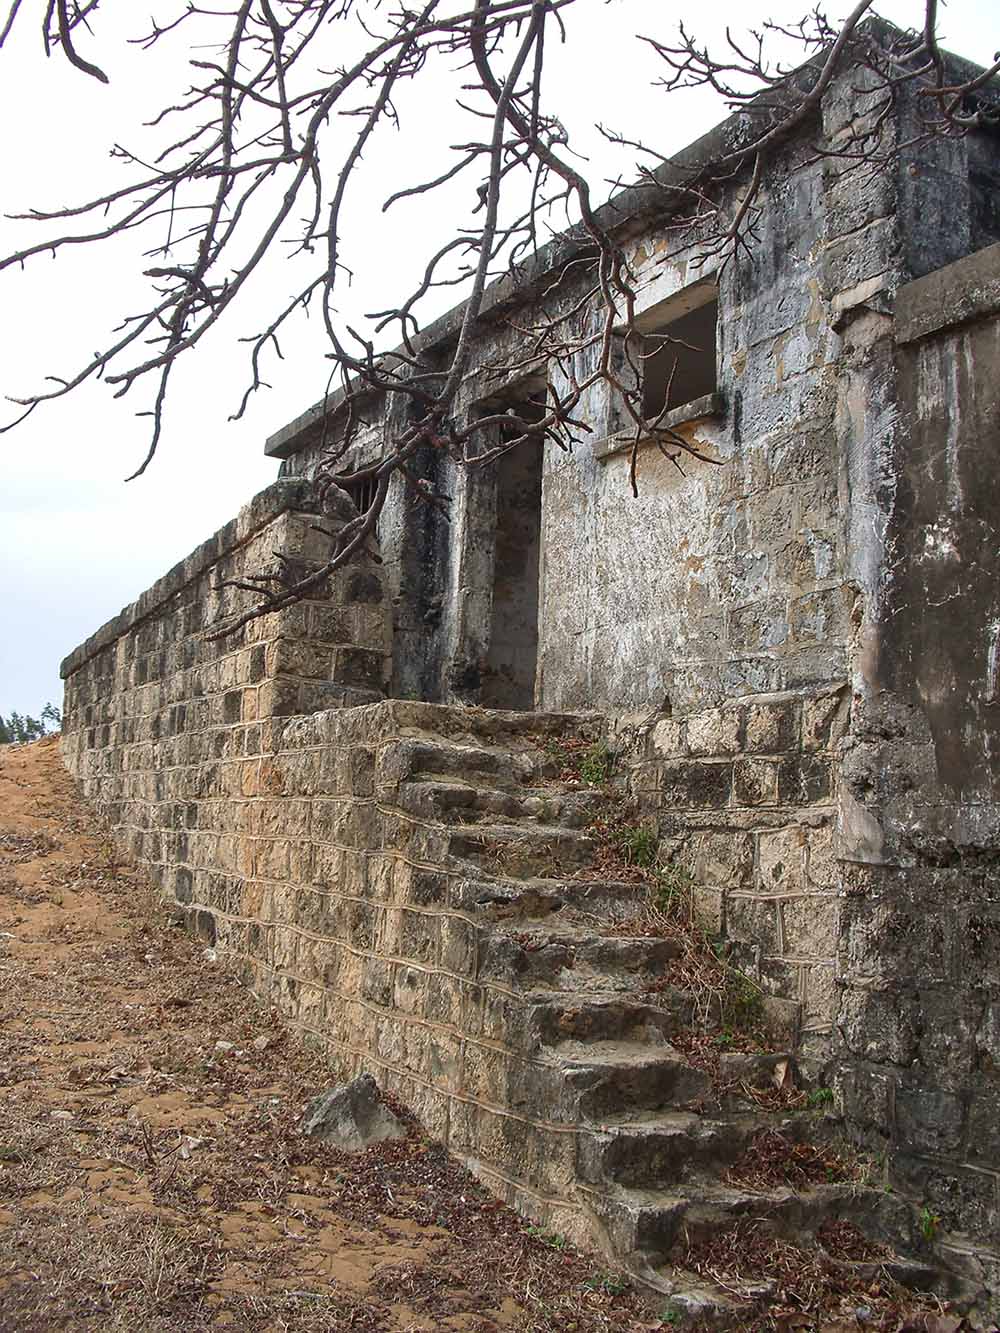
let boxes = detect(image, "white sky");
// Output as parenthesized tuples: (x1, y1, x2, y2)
(0, 0, 993, 719)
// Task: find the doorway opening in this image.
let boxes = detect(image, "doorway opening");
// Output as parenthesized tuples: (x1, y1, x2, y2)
(481, 394, 545, 710)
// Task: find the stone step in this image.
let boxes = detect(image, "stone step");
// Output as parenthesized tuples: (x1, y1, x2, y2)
(398, 778, 607, 829)
(526, 990, 695, 1047)
(395, 737, 535, 788)
(477, 925, 681, 992)
(449, 822, 598, 878)
(578, 1110, 762, 1189)
(633, 1261, 748, 1326)
(632, 1214, 985, 1321)
(454, 874, 651, 922)
(390, 701, 601, 750)
(554, 1040, 712, 1119)
(595, 1179, 922, 1270)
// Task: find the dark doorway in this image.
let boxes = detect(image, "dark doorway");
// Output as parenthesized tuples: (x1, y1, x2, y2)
(481, 407, 544, 710)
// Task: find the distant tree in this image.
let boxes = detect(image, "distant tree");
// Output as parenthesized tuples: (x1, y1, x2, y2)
(0, 703, 63, 744)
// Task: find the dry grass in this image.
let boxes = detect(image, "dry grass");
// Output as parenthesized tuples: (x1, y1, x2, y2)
(725, 1129, 859, 1191)
(676, 1220, 958, 1333)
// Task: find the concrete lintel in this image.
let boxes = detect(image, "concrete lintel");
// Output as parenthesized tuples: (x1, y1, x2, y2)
(593, 392, 724, 461)
(895, 241, 1000, 345)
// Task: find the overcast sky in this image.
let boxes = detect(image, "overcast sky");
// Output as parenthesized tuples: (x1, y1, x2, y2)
(0, 0, 992, 720)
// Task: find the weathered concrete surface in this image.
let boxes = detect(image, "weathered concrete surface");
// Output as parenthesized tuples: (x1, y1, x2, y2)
(831, 246, 1000, 1284)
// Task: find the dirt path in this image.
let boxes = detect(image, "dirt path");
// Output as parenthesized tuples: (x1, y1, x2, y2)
(0, 738, 655, 1332)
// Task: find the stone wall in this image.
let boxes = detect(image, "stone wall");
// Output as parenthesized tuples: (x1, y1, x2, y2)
(179, 701, 615, 1244)
(833, 243, 1000, 1280)
(268, 71, 999, 721)
(58, 485, 623, 1246)
(618, 683, 849, 1059)
(61, 478, 391, 886)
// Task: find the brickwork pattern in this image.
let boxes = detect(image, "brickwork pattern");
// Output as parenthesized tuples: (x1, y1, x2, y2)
(621, 684, 849, 1057)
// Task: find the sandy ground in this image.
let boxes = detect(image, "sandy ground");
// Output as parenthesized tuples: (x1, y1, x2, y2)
(0, 737, 656, 1332)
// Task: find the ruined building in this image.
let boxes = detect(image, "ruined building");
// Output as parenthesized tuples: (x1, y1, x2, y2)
(60, 42, 1000, 1318)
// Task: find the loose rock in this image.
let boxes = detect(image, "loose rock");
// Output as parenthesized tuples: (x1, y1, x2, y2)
(299, 1073, 406, 1150)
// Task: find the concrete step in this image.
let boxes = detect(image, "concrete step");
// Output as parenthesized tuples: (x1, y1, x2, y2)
(395, 737, 536, 788)
(596, 1179, 922, 1270)
(388, 701, 601, 750)
(449, 822, 598, 878)
(577, 1110, 771, 1189)
(385, 713, 600, 794)
(554, 1040, 712, 1119)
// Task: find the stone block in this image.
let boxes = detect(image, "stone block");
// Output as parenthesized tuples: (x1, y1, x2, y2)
(888, 1155, 999, 1241)
(267, 637, 333, 681)
(975, 1002, 1000, 1075)
(801, 687, 848, 751)
(332, 646, 387, 691)
(757, 825, 807, 893)
(744, 699, 798, 753)
(967, 1093, 1000, 1166)
(733, 758, 779, 807)
(690, 830, 753, 890)
(659, 760, 734, 809)
(440, 916, 479, 977)
(649, 718, 683, 757)
(423, 1030, 462, 1091)
(360, 956, 395, 1008)
(801, 961, 837, 1027)
(895, 1088, 967, 1157)
(392, 963, 428, 1017)
(398, 908, 438, 966)
(838, 986, 920, 1066)
(777, 754, 832, 805)
(410, 868, 449, 908)
(425, 972, 473, 1032)
(461, 1042, 518, 1106)
(788, 587, 849, 646)
(690, 884, 724, 934)
(959, 911, 1000, 987)
(727, 895, 781, 956)
(780, 896, 839, 961)
(804, 821, 839, 889)
(686, 708, 741, 756)
(837, 1065, 895, 1132)
(729, 597, 789, 653)
(841, 901, 954, 985)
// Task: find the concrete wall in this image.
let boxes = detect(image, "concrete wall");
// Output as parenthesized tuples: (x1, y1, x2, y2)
(833, 242, 1000, 1274)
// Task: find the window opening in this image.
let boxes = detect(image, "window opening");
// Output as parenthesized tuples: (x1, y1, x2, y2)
(639, 295, 718, 424)
(341, 474, 379, 518)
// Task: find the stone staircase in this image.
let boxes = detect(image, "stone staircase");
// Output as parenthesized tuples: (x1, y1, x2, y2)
(387, 706, 984, 1323)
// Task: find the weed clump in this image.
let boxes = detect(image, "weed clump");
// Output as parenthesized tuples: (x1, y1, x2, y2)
(579, 743, 613, 787)
(611, 821, 658, 868)
(722, 969, 765, 1030)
